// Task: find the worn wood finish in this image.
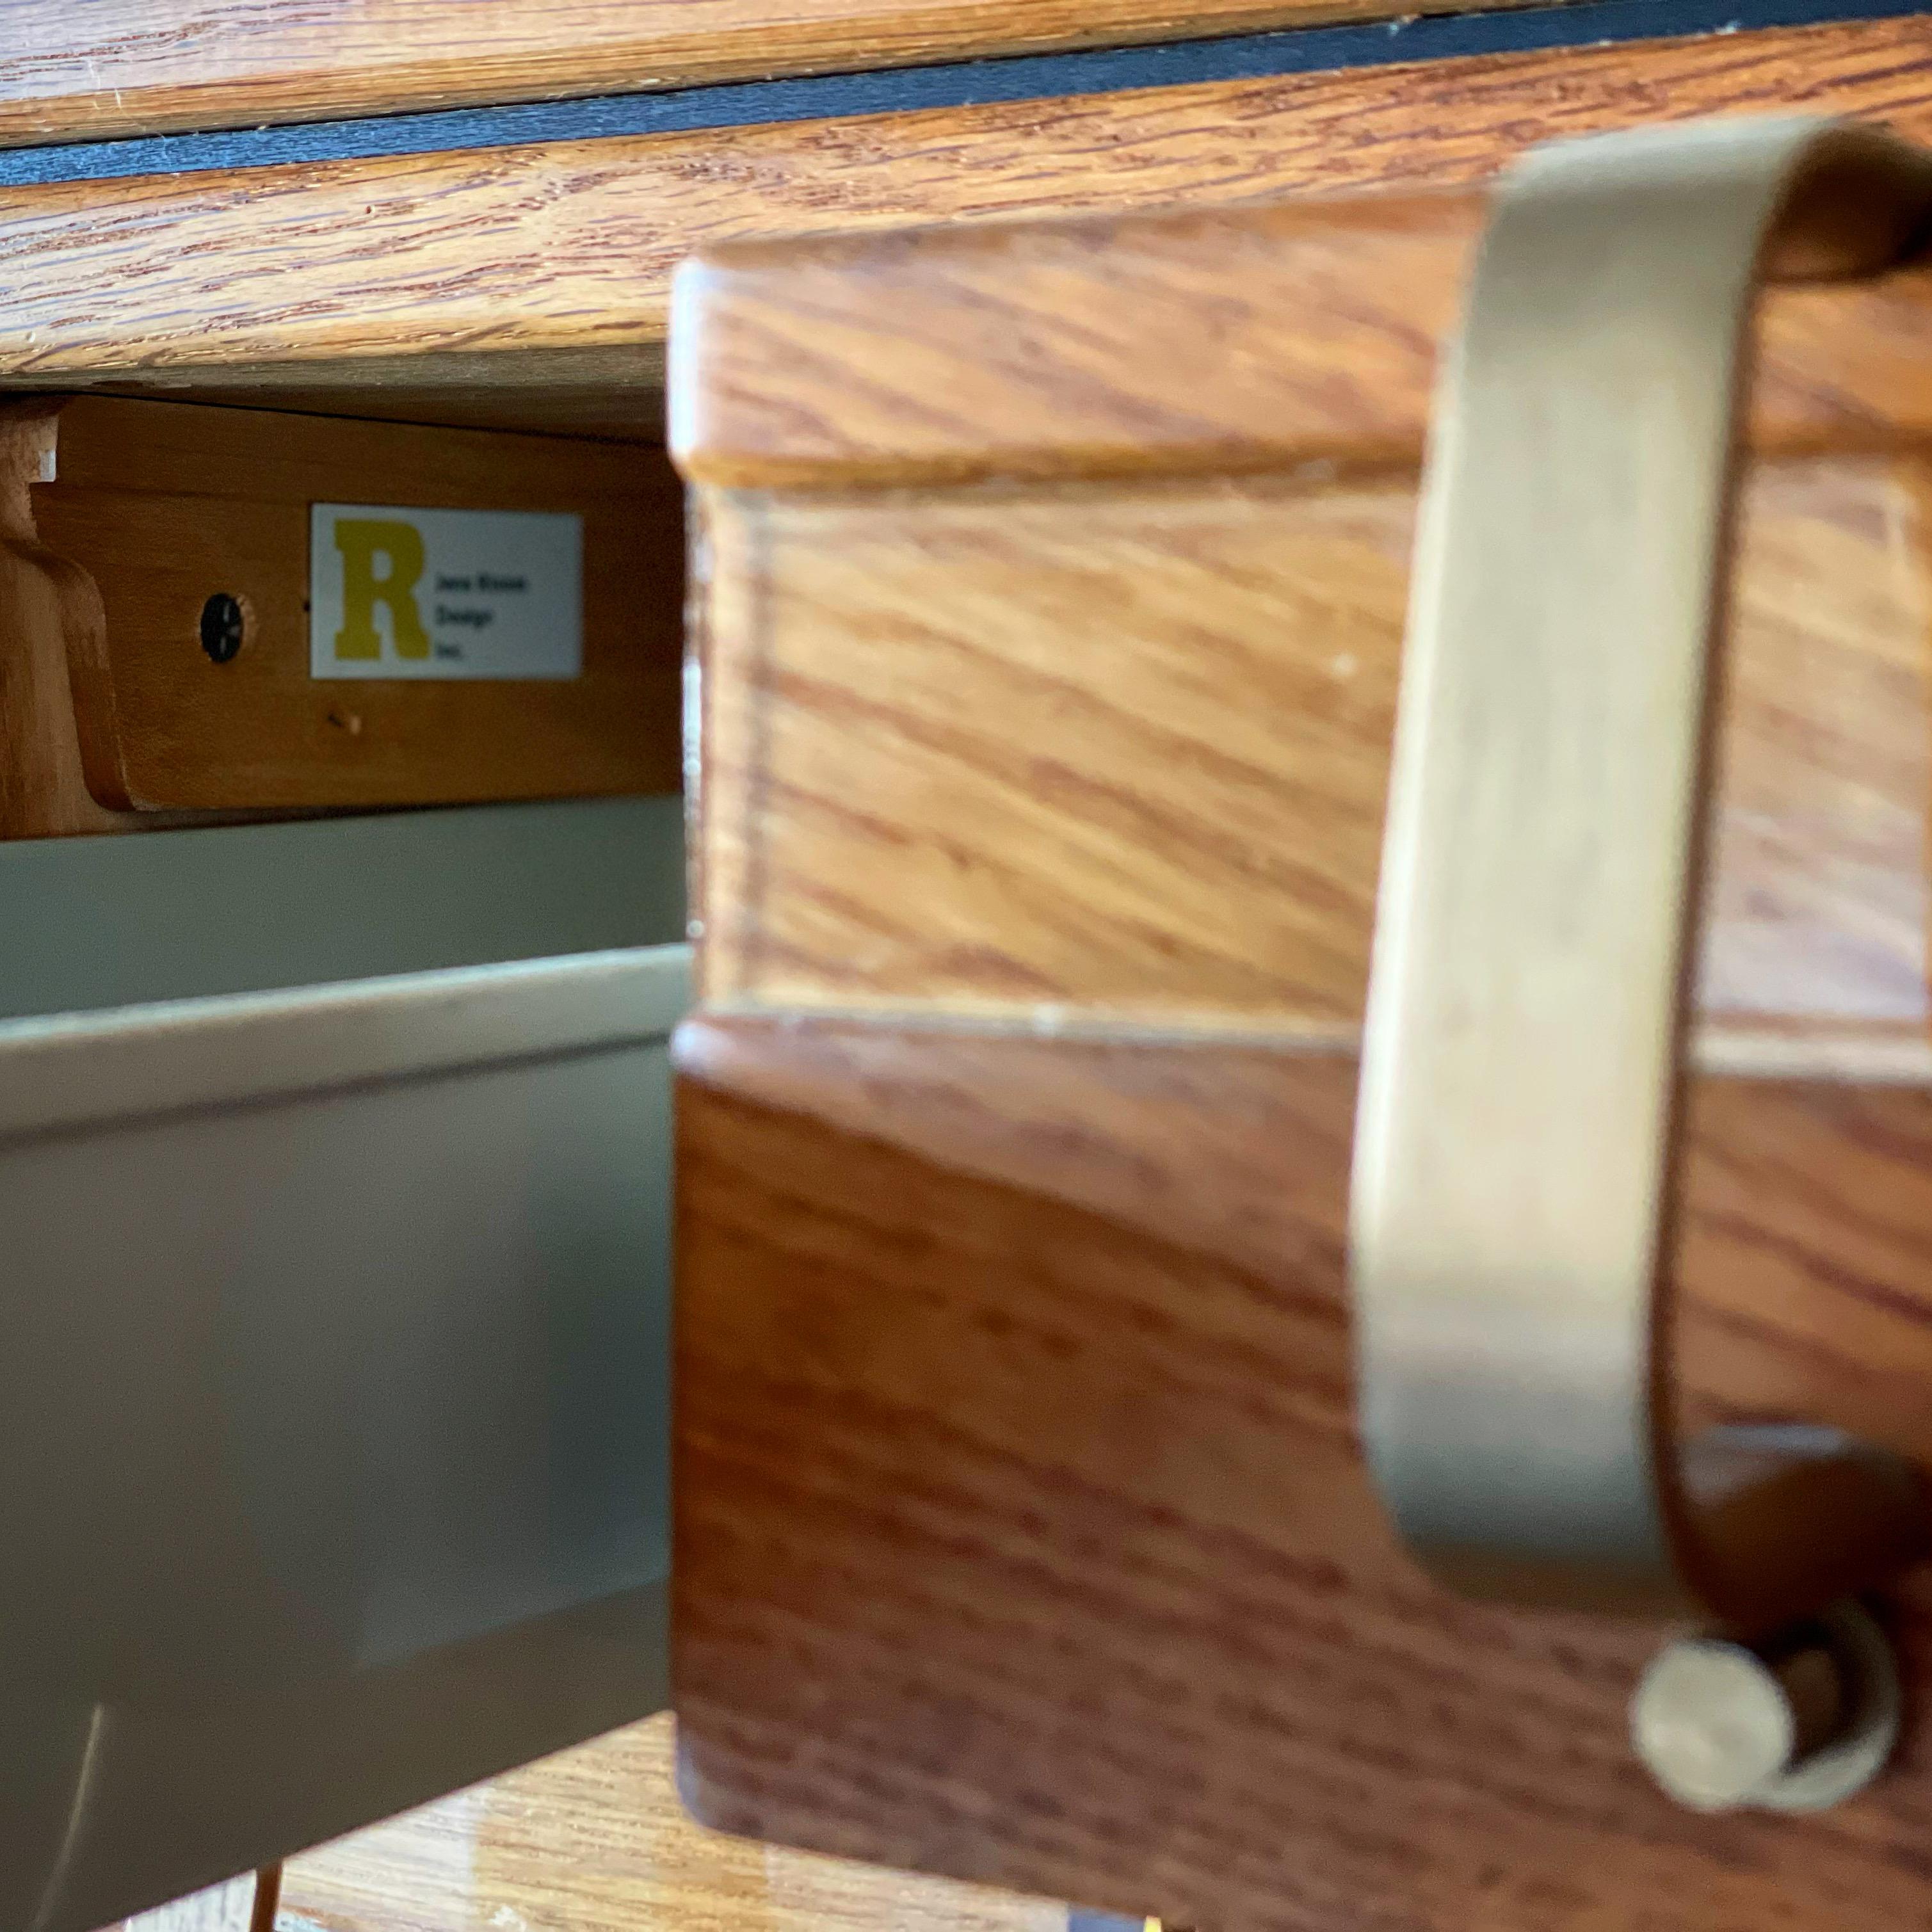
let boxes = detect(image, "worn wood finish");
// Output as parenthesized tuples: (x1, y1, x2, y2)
(674, 152, 1932, 1926)
(675, 1017, 1932, 1932)
(0, 0, 1547, 148)
(6, 19, 1932, 422)
(10, 397, 680, 834)
(280, 1713, 1068, 1932)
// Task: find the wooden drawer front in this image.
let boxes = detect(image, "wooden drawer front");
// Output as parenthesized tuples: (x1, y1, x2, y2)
(668, 177, 1932, 1929)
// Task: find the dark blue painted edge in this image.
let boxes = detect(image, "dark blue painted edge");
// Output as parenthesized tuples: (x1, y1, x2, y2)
(1, 0, 1926, 188)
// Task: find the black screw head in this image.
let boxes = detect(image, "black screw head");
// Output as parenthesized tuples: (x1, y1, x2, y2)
(200, 593, 246, 664)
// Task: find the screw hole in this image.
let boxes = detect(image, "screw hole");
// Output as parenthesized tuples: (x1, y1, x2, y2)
(200, 592, 246, 664)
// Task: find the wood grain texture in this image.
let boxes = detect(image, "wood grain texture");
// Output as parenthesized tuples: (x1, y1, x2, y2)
(672, 193, 1932, 488)
(0, 0, 1545, 148)
(17, 397, 681, 828)
(280, 1712, 1068, 1932)
(0, 403, 147, 838)
(673, 131, 1932, 1926)
(692, 455, 1932, 1039)
(675, 1015, 1932, 1931)
(7, 19, 1932, 417)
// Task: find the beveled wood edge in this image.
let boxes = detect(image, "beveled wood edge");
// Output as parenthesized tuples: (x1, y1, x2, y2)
(666, 189, 1467, 487)
(670, 184, 1932, 488)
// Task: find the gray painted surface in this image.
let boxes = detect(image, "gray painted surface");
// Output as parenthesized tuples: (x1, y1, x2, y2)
(0, 811, 689, 1926)
(0, 794, 686, 1021)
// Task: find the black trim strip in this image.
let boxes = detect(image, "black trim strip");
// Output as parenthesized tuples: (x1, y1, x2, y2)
(1, 0, 1925, 189)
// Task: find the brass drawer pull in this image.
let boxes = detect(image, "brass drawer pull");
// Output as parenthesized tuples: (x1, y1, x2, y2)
(1351, 118, 1932, 1805)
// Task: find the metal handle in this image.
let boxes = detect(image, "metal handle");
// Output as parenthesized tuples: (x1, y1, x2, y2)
(1351, 117, 1932, 1638)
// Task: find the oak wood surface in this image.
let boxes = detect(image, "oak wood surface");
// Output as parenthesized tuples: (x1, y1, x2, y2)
(672, 133, 1932, 1928)
(676, 1016, 1932, 1932)
(691, 455, 1932, 1041)
(6, 19, 1932, 428)
(12, 397, 681, 832)
(0, 0, 1545, 149)
(279, 1714, 1068, 1932)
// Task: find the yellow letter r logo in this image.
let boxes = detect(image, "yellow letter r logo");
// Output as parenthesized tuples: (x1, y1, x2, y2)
(333, 518, 431, 661)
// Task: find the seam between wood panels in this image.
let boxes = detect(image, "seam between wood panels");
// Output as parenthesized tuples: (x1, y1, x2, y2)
(689, 1001, 1932, 1084)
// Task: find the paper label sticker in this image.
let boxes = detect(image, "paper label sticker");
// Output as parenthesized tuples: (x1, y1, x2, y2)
(309, 504, 583, 680)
